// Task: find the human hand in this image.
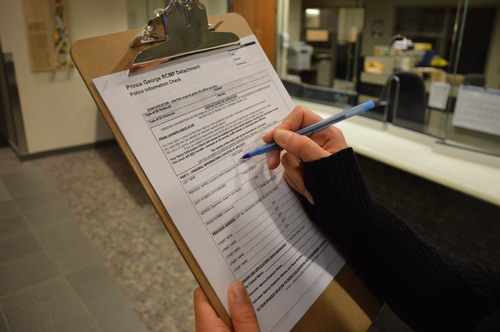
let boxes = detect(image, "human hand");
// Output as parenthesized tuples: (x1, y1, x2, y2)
(194, 282, 260, 332)
(263, 106, 348, 204)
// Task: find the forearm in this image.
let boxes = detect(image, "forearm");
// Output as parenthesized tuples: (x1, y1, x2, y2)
(302, 148, 500, 331)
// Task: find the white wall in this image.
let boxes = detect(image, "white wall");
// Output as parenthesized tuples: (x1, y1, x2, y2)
(0, 0, 231, 155)
(0, 0, 129, 154)
(288, 0, 303, 43)
(200, 0, 228, 16)
(127, 0, 148, 29)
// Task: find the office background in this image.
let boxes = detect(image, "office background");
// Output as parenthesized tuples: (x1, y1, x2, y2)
(1, 0, 499, 331)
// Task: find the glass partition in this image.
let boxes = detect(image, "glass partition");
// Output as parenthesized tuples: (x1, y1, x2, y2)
(358, 0, 473, 136)
(128, 0, 500, 156)
(280, 0, 364, 109)
(441, 0, 500, 156)
(278, 0, 499, 157)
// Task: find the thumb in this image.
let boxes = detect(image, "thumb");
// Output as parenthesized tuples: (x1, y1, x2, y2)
(228, 282, 260, 332)
(274, 129, 330, 162)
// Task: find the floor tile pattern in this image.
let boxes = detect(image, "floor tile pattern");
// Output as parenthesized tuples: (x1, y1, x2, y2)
(0, 147, 148, 332)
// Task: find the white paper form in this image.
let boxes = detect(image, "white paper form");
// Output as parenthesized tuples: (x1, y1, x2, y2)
(93, 35, 344, 332)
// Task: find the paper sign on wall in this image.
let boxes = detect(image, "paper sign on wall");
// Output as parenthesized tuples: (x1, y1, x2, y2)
(452, 85, 500, 137)
(428, 81, 450, 110)
(22, 0, 70, 72)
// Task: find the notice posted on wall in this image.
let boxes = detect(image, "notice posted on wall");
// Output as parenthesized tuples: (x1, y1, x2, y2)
(22, 0, 70, 71)
(452, 85, 500, 137)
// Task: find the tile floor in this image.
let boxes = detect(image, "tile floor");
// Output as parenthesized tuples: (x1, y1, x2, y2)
(0, 148, 148, 332)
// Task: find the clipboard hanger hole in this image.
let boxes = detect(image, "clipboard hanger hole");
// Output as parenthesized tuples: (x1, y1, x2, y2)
(132, 0, 216, 46)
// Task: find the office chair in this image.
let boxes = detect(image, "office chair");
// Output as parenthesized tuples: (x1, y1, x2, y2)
(377, 71, 427, 131)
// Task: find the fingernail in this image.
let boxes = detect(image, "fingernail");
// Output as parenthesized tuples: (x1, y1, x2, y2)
(304, 190, 315, 205)
(231, 282, 249, 302)
(275, 130, 292, 146)
(266, 153, 274, 168)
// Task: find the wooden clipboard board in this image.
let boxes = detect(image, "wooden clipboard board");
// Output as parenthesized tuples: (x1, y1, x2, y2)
(71, 12, 381, 331)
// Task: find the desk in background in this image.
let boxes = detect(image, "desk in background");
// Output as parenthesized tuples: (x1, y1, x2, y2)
(292, 98, 500, 207)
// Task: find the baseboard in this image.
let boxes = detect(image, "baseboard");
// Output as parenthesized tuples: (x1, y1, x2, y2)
(16, 139, 117, 161)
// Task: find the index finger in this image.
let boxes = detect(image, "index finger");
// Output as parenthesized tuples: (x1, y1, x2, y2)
(263, 106, 324, 143)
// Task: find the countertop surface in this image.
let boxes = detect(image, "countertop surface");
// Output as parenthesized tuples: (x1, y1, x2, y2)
(292, 98, 500, 207)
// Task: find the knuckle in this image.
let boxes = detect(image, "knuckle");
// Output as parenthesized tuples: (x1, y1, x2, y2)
(233, 307, 258, 325)
(294, 135, 311, 154)
(330, 126, 343, 137)
(281, 152, 292, 165)
(281, 152, 299, 170)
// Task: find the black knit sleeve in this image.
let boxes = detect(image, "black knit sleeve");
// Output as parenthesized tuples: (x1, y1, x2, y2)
(302, 148, 500, 332)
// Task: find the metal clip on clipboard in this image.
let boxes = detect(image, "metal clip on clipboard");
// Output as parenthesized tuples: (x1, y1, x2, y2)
(128, 0, 240, 76)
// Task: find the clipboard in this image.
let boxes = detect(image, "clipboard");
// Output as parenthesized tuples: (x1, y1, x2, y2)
(71, 6, 381, 331)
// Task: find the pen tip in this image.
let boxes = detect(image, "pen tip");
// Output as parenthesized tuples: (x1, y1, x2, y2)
(241, 153, 250, 159)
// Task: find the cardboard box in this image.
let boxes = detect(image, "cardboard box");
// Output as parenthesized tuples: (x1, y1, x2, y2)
(413, 67, 447, 82)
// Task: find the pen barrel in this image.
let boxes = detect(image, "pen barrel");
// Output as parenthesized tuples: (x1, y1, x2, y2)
(252, 142, 277, 156)
(242, 100, 374, 159)
(295, 100, 374, 137)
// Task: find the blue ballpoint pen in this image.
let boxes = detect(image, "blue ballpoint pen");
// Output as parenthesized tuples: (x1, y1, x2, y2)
(241, 100, 375, 159)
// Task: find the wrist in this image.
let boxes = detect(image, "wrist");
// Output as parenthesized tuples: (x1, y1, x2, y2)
(304, 148, 372, 211)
